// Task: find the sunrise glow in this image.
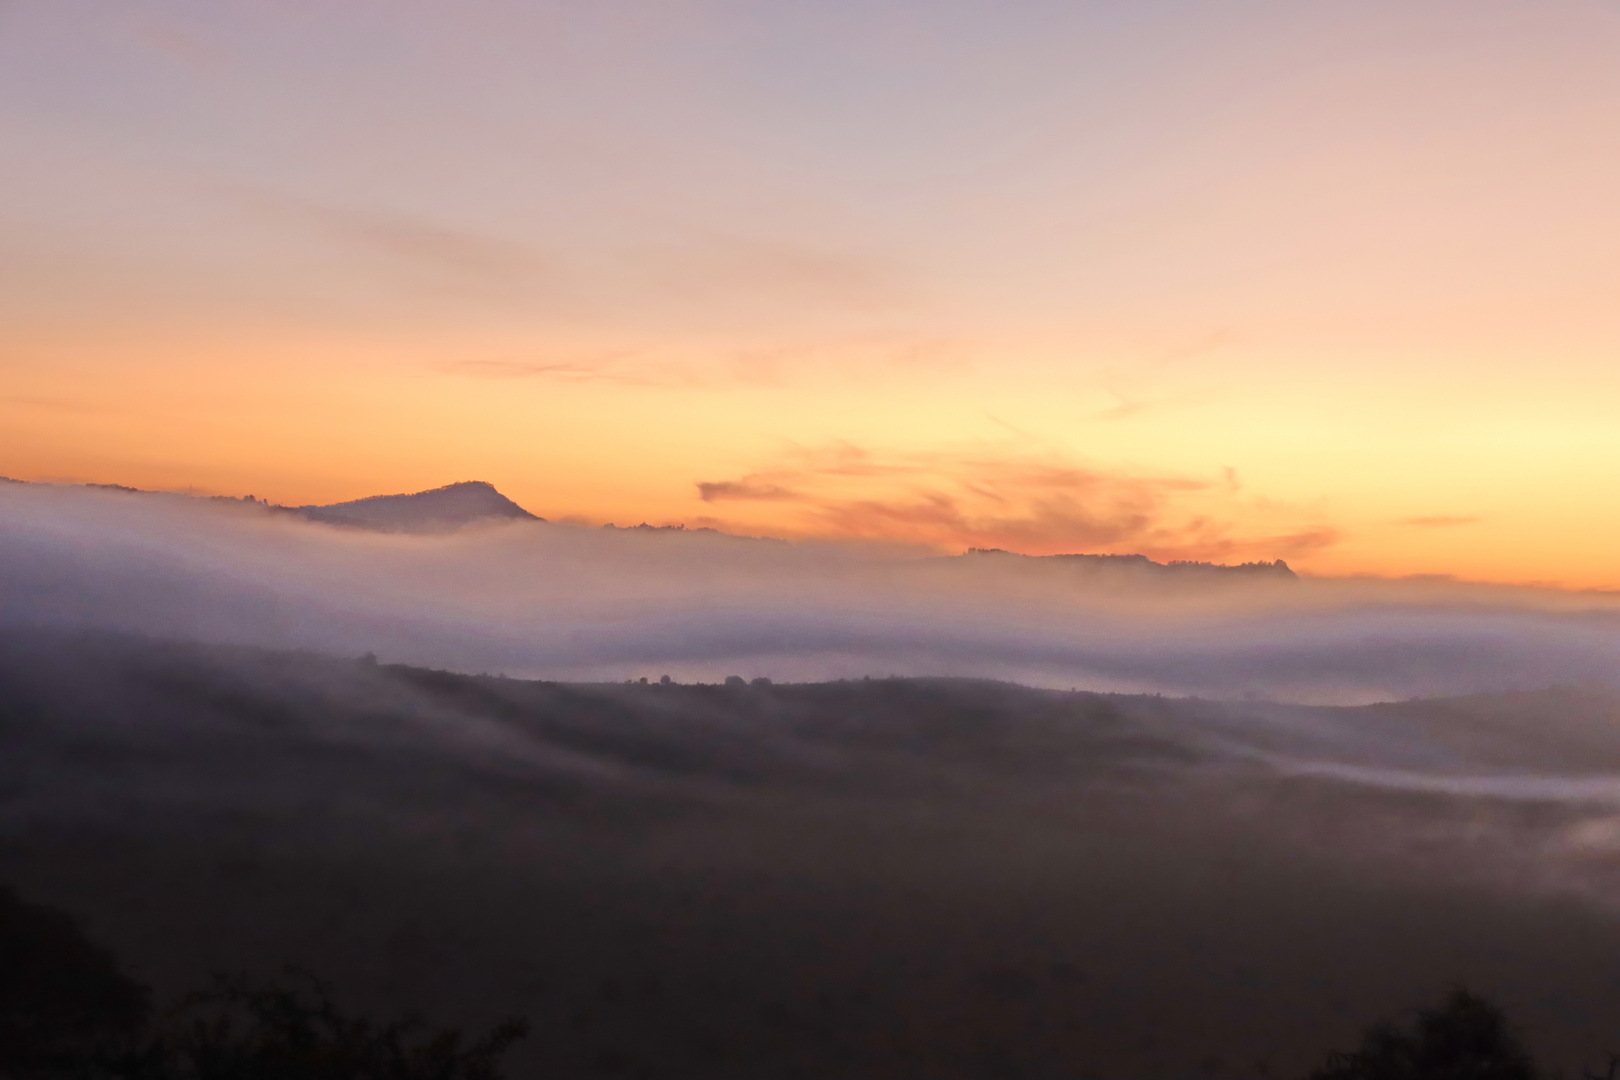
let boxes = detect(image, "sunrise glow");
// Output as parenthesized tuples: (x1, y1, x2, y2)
(5, 2, 1620, 586)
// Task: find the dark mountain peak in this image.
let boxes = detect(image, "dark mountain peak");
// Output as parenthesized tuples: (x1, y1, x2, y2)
(294, 481, 542, 532)
(602, 522, 719, 535)
(964, 547, 1298, 580)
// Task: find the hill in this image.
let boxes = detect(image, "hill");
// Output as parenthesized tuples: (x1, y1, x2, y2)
(3, 631, 1618, 1078)
(290, 481, 542, 532)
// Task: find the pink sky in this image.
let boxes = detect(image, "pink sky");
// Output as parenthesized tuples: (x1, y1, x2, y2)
(4, 1, 1620, 585)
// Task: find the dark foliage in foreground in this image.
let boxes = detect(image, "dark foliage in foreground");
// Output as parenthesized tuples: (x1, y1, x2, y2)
(0, 885, 149, 1077)
(1307, 988, 1538, 1080)
(0, 887, 525, 1080)
(111, 973, 527, 1080)
(9, 875, 1620, 1080)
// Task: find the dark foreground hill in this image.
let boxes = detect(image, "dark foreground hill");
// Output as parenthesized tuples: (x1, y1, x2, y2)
(1, 631, 1618, 1078)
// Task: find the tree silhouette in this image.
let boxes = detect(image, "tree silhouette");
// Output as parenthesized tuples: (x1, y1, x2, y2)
(1584, 1054, 1620, 1080)
(0, 884, 150, 1076)
(121, 971, 527, 1080)
(1306, 988, 1537, 1080)
(0, 884, 526, 1080)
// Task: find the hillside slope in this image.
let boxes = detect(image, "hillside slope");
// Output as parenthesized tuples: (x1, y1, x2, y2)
(2, 632, 1619, 1077)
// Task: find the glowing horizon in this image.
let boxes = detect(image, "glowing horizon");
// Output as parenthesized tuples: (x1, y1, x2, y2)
(5, 2, 1620, 588)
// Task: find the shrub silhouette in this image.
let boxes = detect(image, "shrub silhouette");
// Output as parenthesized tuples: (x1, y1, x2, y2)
(1306, 988, 1537, 1080)
(0, 884, 150, 1076)
(120, 971, 528, 1080)
(0, 884, 525, 1080)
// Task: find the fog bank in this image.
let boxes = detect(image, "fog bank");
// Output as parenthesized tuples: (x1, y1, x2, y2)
(3, 481, 1617, 703)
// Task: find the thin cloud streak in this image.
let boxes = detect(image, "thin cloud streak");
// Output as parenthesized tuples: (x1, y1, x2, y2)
(697, 479, 802, 502)
(231, 191, 558, 308)
(432, 334, 974, 390)
(695, 443, 1336, 561)
(246, 198, 541, 280)
(630, 233, 908, 313)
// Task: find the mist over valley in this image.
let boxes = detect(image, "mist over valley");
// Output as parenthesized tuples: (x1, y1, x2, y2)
(4, 479, 1616, 703)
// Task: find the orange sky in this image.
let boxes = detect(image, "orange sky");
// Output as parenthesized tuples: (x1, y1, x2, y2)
(4, 1, 1620, 587)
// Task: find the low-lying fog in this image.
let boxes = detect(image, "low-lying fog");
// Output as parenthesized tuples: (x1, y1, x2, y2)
(3, 480, 1617, 704)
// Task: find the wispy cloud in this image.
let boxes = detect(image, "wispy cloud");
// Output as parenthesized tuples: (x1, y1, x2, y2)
(632, 233, 907, 314)
(436, 334, 974, 391)
(234, 192, 554, 304)
(697, 479, 802, 502)
(695, 443, 1337, 562)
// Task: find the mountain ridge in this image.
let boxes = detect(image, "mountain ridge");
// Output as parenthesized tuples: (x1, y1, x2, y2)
(291, 480, 541, 532)
(961, 546, 1298, 579)
(3, 476, 1300, 571)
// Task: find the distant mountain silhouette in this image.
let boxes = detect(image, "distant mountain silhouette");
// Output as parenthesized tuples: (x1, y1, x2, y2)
(962, 547, 1298, 579)
(6, 478, 1301, 571)
(292, 482, 542, 532)
(601, 522, 722, 534)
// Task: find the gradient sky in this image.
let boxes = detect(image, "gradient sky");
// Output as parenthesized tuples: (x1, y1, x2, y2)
(4, 1, 1620, 586)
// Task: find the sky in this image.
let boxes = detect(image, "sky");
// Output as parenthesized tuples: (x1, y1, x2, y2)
(3, 1, 1620, 587)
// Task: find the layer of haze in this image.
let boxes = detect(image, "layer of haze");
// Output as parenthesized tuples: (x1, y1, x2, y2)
(5, 2, 1620, 584)
(5, 482, 1620, 705)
